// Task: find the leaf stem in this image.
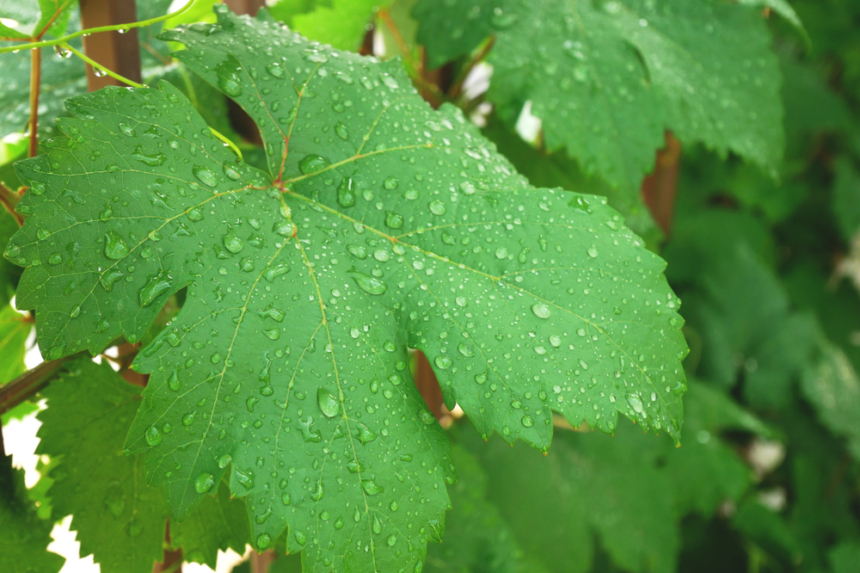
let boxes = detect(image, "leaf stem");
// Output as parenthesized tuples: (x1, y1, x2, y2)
(0, 355, 79, 416)
(210, 126, 244, 161)
(0, 0, 195, 55)
(62, 42, 145, 88)
(0, 182, 24, 226)
(28, 47, 42, 158)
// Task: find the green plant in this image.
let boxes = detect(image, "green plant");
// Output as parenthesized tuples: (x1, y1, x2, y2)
(1, 1, 858, 573)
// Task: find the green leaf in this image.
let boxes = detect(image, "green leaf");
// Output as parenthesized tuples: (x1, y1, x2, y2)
(171, 480, 250, 568)
(731, 500, 801, 566)
(465, 379, 767, 573)
(469, 424, 679, 573)
(0, 453, 64, 573)
(801, 343, 860, 459)
(7, 7, 686, 570)
(481, 117, 661, 245)
(414, 0, 784, 195)
(677, 243, 819, 407)
(665, 381, 768, 516)
(0, 303, 31, 384)
(424, 446, 529, 573)
(36, 358, 252, 572)
(0, 42, 88, 140)
(833, 158, 860, 242)
(0, 0, 78, 39)
(829, 542, 860, 573)
(35, 0, 79, 38)
(268, 0, 321, 28)
(738, 0, 808, 41)
(36, 360, 169, 573)
(293, 0, 391, 51)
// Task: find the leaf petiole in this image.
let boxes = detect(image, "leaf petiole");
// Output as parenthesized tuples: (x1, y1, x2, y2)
(0, 0, 195, 55)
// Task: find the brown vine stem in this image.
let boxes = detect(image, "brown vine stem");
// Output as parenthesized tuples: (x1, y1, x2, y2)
(27, 46, 42, 158)
(0, 354, 79, 416)
(641, 132, 682, 235)
(415, 351, 445, 420)
(0, 182, 24, 226)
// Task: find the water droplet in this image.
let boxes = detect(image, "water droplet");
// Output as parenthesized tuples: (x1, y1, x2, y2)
(434, 355, 452, 370)
(256, 534, 271, 550)
(587, 247, 598, 258)
(531, 303, 552, 319)
(104, 231, 130, 259)
(362, 478, 383, 496)
(218, 454, 232, 468)
(317, 388, 341, 418)
(350, 271, 387, 295)
(299, 154, 330, 174)
(429, 200, 446, 215)
(335, 122, 349, 140)
(385, 211, 403, 229)
(195, 472, 215, 493)
(223, 233, 244, 253)
(627, 393, 644, 413)
(223, 165, 241, 180)
(145, 425, 162, 446)
(218, 73, 243, 97)
(192, 166, 217, 187)
(139, 270, 172, 307)
(131, 146, 166, 167)
(337, 177, 356, 207)
(521, 415, 534, 427)
(383, 177, 399, 190)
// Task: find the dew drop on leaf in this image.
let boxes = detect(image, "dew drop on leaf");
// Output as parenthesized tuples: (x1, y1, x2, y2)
(350, 271, 387, 295)
(194, 472, 214, 493)
(192, 165, 217, 187)
(317, 388, 341, 418)
(531, 303, 552, 319)
(104, 231, 130, 260)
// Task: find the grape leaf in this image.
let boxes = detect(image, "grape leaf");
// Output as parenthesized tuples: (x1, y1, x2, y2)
(0, 40, 88, 140)
(738, 0, 807, 40)
(293, 0, 391, 51)
(0, 453, 64, 573)
(5, 6, 686, 570)
(467, 380, 765, 573)
(35, 358, 251, 573)
(414, 0, 785, 195)
(481, 117, 661, 246)
(833, 158, 860, 242)
(0, 0, 78, 39)
(423, 445, 530, 573)
(470, 423, 679, 573)
(731, 500, 801, 566)
(0, 303, 31, 384)
(36, 360, 170, 573)
(676, 243, 819, 407)
(801, 343, 860, 459)
(829, 542, 860, 573)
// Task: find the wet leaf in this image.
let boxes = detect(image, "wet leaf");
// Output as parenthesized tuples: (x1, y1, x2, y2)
(414, 0, 786, 196)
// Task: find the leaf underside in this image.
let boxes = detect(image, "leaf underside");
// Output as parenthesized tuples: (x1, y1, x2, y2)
(5, 7, 687, 572)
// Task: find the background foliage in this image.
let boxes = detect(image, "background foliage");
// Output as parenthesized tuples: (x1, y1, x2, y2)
(0, 1, 859, 573)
